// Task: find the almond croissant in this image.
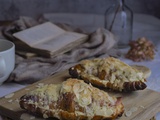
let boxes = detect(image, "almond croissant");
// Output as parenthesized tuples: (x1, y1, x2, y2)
(19, 78, 124, 120)
(69, 57, 147, 92)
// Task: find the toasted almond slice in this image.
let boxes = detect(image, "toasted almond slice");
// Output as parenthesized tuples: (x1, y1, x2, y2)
(5, 93, 14, 98)
(125, 111, 132, 117)
(139, 105, 145, 109)
(130, 107, 138, 112)
(30, 116, 35, 119)
(8, 99, 13, 103)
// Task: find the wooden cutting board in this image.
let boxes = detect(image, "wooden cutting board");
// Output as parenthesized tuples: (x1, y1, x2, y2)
(0, 70, 160, 120)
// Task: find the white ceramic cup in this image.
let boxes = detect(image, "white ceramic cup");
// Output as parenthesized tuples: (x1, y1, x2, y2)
(0, 39, 15, 85)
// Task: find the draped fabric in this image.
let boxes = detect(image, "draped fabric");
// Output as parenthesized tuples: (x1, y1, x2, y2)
(2, 16, 119, 84)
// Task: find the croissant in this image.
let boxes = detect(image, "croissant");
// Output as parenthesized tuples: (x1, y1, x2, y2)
(19, 78, 124, 120)
(69, 57, 147, 92)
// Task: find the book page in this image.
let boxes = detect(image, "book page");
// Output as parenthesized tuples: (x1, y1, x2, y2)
(13, 22, 65, 46)
(33, 32, 88, 54)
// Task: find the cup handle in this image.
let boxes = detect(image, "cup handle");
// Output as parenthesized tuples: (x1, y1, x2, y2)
(0, 56, 6, 78)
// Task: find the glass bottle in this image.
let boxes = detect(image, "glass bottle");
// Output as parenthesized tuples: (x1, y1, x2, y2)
(105, 0, 133, 48)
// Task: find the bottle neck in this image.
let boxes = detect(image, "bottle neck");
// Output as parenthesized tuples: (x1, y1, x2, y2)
(119, 0, 125, 7)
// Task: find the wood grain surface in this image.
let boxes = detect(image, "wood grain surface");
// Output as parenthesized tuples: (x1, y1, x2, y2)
(0, 70, 160, 120)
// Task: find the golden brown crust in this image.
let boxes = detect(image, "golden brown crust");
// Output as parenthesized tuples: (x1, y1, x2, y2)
(19, 78, 124, 120)
(69, 57, 147, 92)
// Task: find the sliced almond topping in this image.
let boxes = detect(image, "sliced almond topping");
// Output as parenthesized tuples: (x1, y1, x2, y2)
(38, 83, 44, 86)
(30, 116, 35, 119)
(43, 113, 48, 118)
(130, 107, 138, 112)
(15, 99, 19, 103)
(9, 108, 13, 110)
(20, 113, 30, 120)
(5, 93, 14, 98)
(25, 88, 30, 91)
(139, 105, 145, 109)
(8, 99, 13, 103)
(36, 83, 45, 88)
(125, 111, 132, 117)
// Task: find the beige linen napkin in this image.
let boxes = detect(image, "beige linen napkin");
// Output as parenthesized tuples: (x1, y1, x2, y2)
(2, 16, 119, 84)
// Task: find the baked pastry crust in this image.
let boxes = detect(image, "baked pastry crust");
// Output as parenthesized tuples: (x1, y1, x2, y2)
(19, 78, 124, 120)
(69, 57, 147, 92)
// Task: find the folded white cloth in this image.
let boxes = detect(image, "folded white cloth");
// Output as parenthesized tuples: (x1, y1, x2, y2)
(2, 16, 119, 84)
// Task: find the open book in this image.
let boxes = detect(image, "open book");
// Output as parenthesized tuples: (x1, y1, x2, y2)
(13, 22, 88, 57)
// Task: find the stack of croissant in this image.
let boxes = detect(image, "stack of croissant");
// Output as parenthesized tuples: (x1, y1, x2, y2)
(19, 57, 148, 120)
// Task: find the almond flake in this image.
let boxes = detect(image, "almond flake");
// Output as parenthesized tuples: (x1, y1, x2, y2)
(15, 99, 19, 102)
(25, 88, 30, 91)
(8, 99, 13, 103)
(20, 113, 36, 120)
(38, 83, 44, 87)
(43, 113, 48, 118)
(139, 105, 145, 109)
(30, 116, 35, 119)
(125, 111, 132, 117)
(5, 93, 14, 98)
(9, 108, 13, 110)
(36, 83, 44, 88)
(130, 107, 138, 112)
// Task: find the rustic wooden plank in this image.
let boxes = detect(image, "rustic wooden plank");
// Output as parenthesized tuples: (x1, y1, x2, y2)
(0, 70, 160, 120)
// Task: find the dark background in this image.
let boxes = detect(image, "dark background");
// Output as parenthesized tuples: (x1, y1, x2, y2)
(0, 0, 160, 21)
